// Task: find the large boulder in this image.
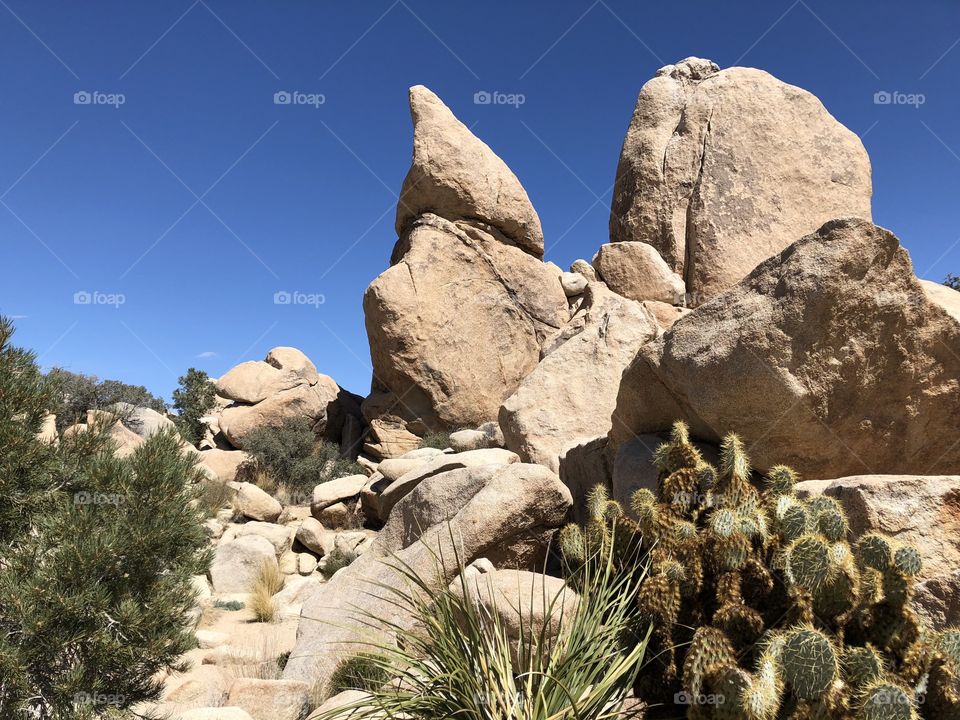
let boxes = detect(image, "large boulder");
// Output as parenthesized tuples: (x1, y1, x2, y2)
(396, 85, 543, 258)
(609, 218, 960, 478)
(113, 402, 175, 437)
(609, 57, 872, 304)
(283, 463, 572, 691)
(592, 242, 685, 304)
(500, 283, 659, 471)
(219, 381, 341, 449)
(199, 449, 251, 484)
(210, 535, 277, 594)
(364, 213, 567, 431)
(795, 475, 960, 580)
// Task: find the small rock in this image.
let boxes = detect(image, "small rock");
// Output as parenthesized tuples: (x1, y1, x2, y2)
(235, 483, 282, 523)
(295, 517, 326, 556)
(298, 553, 318, 576)
(196, 630, 230, 649)
(569, 258, 597, 282)
(560, 271, 588, 297)
(311, 474, 367, 513)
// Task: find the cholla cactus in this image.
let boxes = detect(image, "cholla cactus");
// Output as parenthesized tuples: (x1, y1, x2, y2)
(558, 420, 958, 719)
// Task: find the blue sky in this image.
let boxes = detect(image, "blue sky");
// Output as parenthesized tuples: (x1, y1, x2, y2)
(2, 0, 958, 400)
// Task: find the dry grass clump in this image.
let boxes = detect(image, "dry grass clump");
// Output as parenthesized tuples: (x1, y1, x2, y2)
(249, 559, 284, 622)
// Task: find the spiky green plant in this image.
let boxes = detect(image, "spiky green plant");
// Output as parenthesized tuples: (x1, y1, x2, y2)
(558, 420, 958, 719)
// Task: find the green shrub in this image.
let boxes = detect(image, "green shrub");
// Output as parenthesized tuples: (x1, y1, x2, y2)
(328, 652, 391, 695)
(560, 421, 960, 719)
(214, 599, 245, 611)
(0, 317, 211, 719)
(172, 368, 216, 446)
(418, 430, 452, 450)
(946, 273, 960, 291)
(320, 545, 358, 579)
(312, 538, 649, 718)
(240, 417, 363, 501)
(46, 367, 167, 432)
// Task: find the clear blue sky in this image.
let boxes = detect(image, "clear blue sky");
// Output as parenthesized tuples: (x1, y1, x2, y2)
(2, 0, 958, 400)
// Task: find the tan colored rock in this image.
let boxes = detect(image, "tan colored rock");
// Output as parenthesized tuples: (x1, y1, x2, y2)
(642, 300, 689, 329)
(500, 283, 659, 472)
(449, 422, 504, 452)
(921, 278, 960, 324)
(307, 690, 371, 719)
(311, 474, 367, 513)
(216, 363, 302, 405)
(795, 475, 960, 579)
(37, 413, 57, 443)
(264, 346, 319, 382)
(364, 213, 567, 430)
(610, 57, 872, 304)
(225, 678, 311, 720)
(361, 416, 422, 460)
(295, 517, 327, 556)
(283, 463, 572, 690)
(914, 572, 960, 631)
(210, 535, 277, 594)
(316, 501, 353, 529)
(610, 219, 960, 478)
(175, 708, 254, 720)
(234, 482, 282, 523)
(396, 85, 543, 257)
(374, 448, 520, 522)
(570, 258, 597, 282)
(219, 379, 341, 449)
(592, 241, 685, 304)
(560, 271, 588, 297)
(229, 522, 293, 556)
(452, 569, 579, 666)
(200, 449, 251, 484)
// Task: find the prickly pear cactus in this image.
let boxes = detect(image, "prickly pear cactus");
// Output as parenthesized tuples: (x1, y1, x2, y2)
(560, 420, 959, 719)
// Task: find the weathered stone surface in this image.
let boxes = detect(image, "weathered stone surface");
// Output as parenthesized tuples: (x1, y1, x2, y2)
(210, 535, 277, 594)
(610, 57, 872, 303)
(451, 569, 579, 666)
(449, 421, 504, 452)
(570, 258, 597, 282)
(593, 241, 685, 304)
(795, 475, 960, 579)
(295, 517, 327, 556)
(914, 571, 960, 631)
(234, 483, 282, 523)
(311, 474, 367, 513)
(610, 219, 960, 478)
(560, 271, 588, 297)
(199, 449, 251, 484)
(921, 278, 960, 324)
(283, 463, 572, 690)
(113, 402, 175, 437)
(225, 678, 311, 720)
(642, 300, 690, 329)
(364, 213, 567, 431)
(219, 379, 342, 450)
(307, 691, 371, 719)
(500, 283, 659, 472)
(396, 85, 543, 257)
(175, 709, 254, 720)
(361, 416, 422, 460)
(374, 448, 519, 522)
(228, 522, 293, 556)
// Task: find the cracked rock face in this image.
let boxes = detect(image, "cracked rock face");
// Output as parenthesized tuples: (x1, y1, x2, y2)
(364, 213, 567, 430)
(609, 57, 872, 305)
(609, 218, 960, 478)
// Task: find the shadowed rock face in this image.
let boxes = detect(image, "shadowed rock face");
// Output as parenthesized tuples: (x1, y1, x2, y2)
(609, 218, 960, 479)
(610, 57, 872, 305)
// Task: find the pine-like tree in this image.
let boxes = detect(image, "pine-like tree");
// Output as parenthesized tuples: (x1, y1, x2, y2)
(172, 368, 216, 446)
(0, 317, 211, 719)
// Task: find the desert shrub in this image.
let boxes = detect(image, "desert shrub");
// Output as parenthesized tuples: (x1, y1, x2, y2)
(559, 420, 960, 719)
(312, 537, 649, 718)
(196, 479, 235, 518)
(172, 368, 216, 446)
(320, 545, 358, 579)
(46, 367, 167, 432)
(419, 430, 452, 450)
(249, 559, 284, 623)
(0, 317, 211, 719)
(214, 599, 245, 611)
(328, 653, 391, 695)
(946, 273, 960, 291)
(241, 417, 362, 500)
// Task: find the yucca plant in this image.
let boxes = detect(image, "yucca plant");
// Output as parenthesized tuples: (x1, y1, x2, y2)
(312, 531, 652, 719)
